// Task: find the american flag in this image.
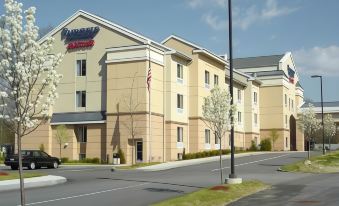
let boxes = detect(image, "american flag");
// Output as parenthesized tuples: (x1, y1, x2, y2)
(147, 67, 152, 92)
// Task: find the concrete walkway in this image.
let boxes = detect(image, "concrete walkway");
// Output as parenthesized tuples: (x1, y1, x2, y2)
(137, 151, 274, 171)
(0, 175, 67, 192)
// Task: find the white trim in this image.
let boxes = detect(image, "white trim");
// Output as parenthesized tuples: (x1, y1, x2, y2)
(193, 49, 226, 65)
(105, 45, 148, 52)
(105, 57, 164, 66)
(162, 35, 200, 49)
(38, 10, 171, 52)
(50, 120, 106, 125)
(162, 35, 226, 65)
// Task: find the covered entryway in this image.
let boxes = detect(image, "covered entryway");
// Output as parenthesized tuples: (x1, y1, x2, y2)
(290, 115, 297, 151)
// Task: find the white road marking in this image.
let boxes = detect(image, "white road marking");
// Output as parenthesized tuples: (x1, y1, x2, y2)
(211, 154, 290, 172)
(19, 183, 149, 206)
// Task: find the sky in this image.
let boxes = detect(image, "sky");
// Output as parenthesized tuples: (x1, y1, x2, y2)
(1, 0, 339, 102)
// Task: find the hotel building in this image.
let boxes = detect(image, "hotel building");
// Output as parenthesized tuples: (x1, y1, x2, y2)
(21, 10, 305, 164)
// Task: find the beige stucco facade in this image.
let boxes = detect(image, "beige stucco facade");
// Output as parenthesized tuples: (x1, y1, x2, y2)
(21, 10, 305, 165)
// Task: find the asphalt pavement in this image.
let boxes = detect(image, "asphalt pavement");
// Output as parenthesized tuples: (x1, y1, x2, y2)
(0, 151, 337, 206)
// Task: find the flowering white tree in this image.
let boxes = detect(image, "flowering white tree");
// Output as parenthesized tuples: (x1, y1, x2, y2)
(324, 114, 336, 151)
(202, 86, 236, 184)
(0, 0, 63, 205)
(299, 104, 321, 160)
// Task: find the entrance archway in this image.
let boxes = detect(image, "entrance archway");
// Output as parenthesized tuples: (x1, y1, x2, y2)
(290, 115, 297, 151)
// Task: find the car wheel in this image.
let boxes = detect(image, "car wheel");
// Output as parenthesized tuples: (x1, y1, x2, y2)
(28, 162, 36, 170)
(11, 166, 18, 170)
(52, 161, 59, 169)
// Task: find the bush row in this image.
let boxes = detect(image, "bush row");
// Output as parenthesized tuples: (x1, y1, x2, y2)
(247, 139, 272, 151)
(61, 157, 100, 164)
(183, 149, 231, 160)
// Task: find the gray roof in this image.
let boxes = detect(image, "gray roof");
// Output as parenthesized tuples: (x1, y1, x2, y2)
(233, 54, 284, 69)
(302, 101, 339, 108)
(51, 111, 106, 123)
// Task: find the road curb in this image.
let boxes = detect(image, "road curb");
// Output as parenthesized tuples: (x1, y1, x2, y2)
(0, 175, 67, 192)
(137, 151, 306, 171)
(137, 152, 270, 171)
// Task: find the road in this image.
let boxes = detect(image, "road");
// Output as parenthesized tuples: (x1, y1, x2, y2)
(0, 152, 338, 206)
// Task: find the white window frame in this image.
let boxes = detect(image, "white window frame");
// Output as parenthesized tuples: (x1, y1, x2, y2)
(237, 89, 242, 103)
(238, 112, 242, 125)
(254, 113, 258, 127)
(177, 94, 183, 113)
(77, 125, 87, 143)
(205, 70, 210, 89)
(76, 59, 87, 76)
(176, 63, 183, 84)
(76, 91, 86, 108)
(214, 74, 219, 86)
(253, 92, 258, 105)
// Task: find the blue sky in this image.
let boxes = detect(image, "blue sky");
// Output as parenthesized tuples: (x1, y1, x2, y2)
(2, 0, 339, 102)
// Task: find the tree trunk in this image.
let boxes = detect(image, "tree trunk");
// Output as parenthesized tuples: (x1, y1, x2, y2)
(17, 124, 26, 206)
(308, 139, 311, 160)
(218, 133, 223, 184)
(132, 136, 135, 166)
(59, 144, 62, 161)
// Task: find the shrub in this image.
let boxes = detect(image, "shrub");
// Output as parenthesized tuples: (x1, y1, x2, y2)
(182, 149, 232, 160)
(39, 144, 45, 152)
(61, 157, 69, 163)
(249, 140, 258, 151)
(260, 139, 272, 151)
(118, 148, 126, 164)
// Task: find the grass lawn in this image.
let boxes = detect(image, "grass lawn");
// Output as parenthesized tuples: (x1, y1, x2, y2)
(0, 171, 45, 181)
(152, 181, 268, 206)
(117, 162, 161, 170)
(281, 151, 339, 173)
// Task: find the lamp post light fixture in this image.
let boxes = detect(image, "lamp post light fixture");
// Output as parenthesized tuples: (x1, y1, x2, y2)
(311, 75, 325, 155)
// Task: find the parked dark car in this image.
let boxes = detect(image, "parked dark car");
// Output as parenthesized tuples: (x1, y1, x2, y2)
(4, 150, 61, 170)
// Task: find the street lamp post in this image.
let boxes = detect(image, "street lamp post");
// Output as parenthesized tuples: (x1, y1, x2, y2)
(311, 75, 325, 155)
(225, 0, 242, 184)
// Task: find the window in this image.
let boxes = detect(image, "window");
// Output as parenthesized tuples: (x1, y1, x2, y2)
(177, 94, 183, 109)
(205, 129, 210, 144)
(238, 112, 242, 124)
(285, 94, 287, 107)
(237, 89, 242, 103)
(177, 127, 183, 142)
(76, 59, 86, 76)
(289, 98, 291, 110)
(254, 113, 258, 126)
(285, 115, 288, 128)
(77, 125, 87, 143)
(205, 70, 210, 87)
(79, 154, 86, 160)
(292, 100, 294, 110)
(76, 91, 86, 107)
(214, 74, 219, 86)
(177, 64, 183, 83)
(215, 132, 220, 144)
(253, 92, 258, 105)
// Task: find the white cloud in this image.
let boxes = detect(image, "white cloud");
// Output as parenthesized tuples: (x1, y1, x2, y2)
(294, 45, 339, 76)
(189, 0, 299, 30)
(261, 0, 298, 19)
(202, 13, 227, 31)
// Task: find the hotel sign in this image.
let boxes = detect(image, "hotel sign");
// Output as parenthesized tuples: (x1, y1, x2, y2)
(62, 26, 100, 50)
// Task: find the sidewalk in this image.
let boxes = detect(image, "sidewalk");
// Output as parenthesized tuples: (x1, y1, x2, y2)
(0, 175, 67, 192)
(137, 151, 272, 171)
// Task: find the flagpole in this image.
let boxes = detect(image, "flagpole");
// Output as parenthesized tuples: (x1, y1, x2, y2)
(148, 46, 152, 163)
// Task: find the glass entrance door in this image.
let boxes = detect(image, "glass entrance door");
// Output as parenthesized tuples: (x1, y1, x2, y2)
(136, 141, 143, 162)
